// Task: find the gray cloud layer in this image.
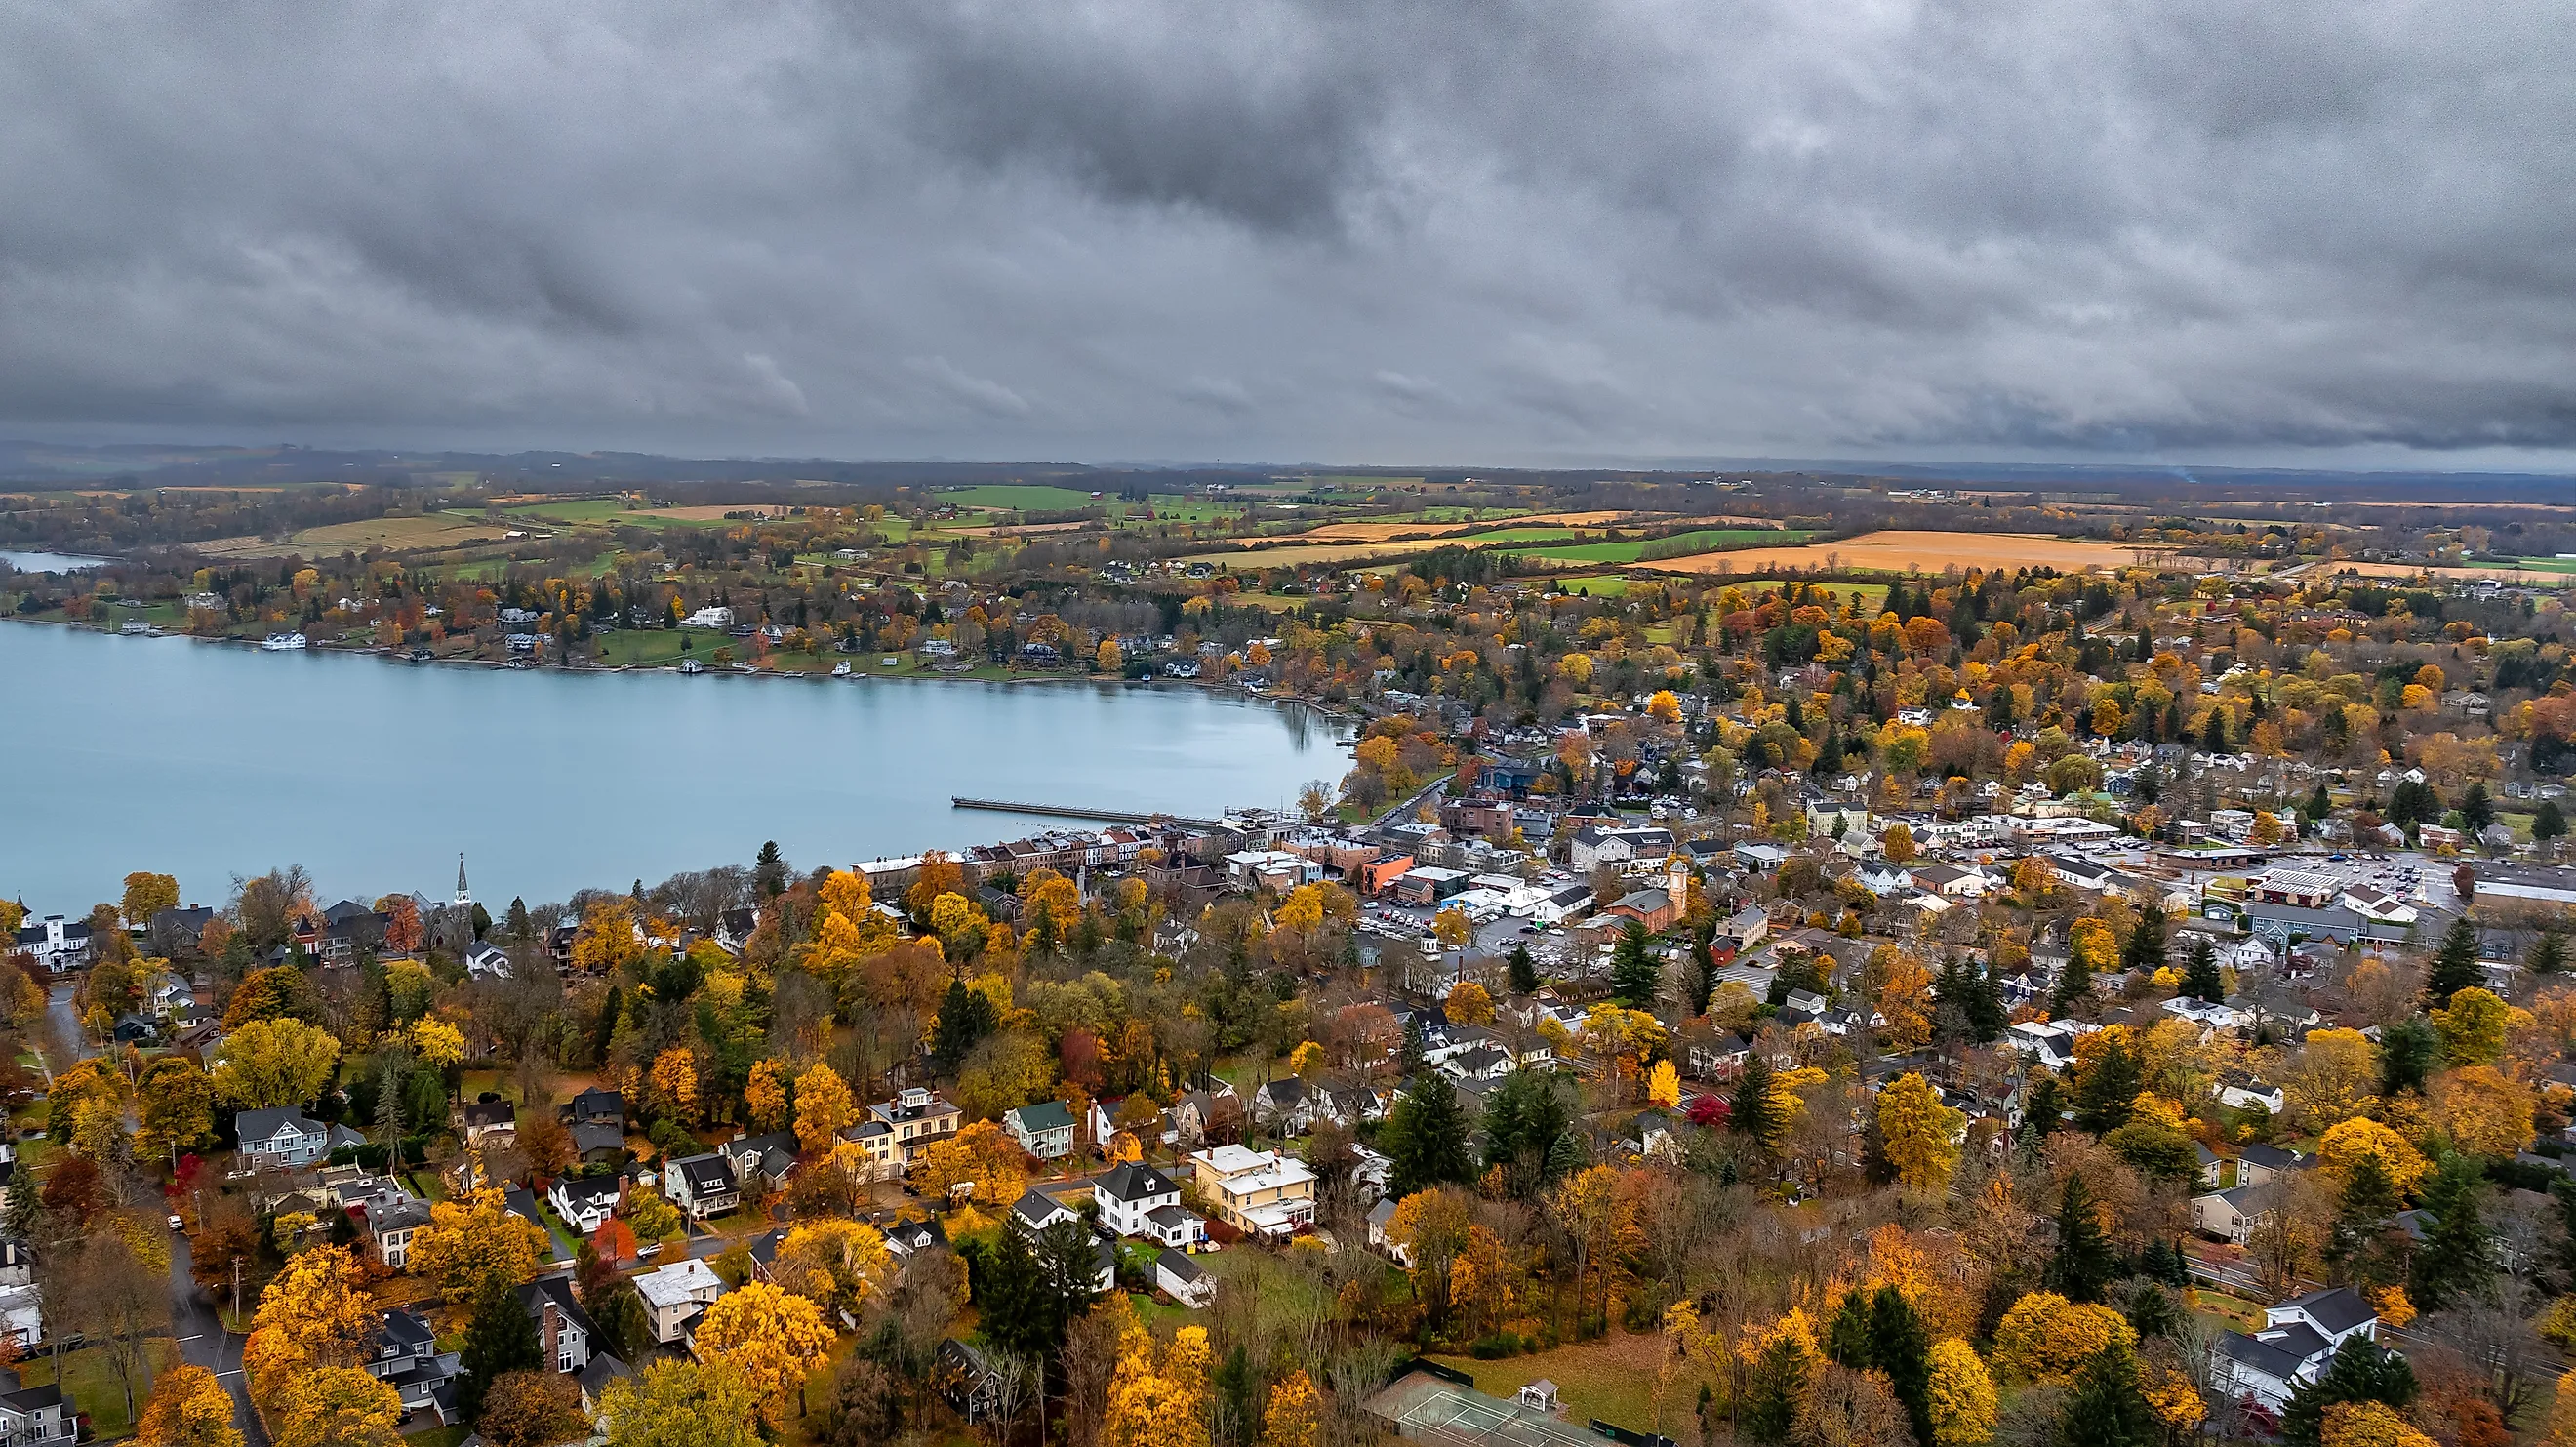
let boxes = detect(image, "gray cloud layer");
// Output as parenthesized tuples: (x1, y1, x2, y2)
(4, 1, 2574, 464)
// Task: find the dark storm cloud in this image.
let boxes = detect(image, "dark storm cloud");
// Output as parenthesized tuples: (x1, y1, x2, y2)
(2, 0, 2573, 463)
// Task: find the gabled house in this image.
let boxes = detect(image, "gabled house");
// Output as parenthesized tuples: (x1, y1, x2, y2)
(1187, 1145, 1316, 1239)
(937, 1339, 1009, 1424)
(663, 1152, 741, 1219)
(1155, 1248, 1215, 1308)
(549, 1175, 623, 1237)
(2212, 1287, 2380, 1411)
(1095, 1162, 1205, 1248)
(720, 1132, 799, 1195)
(235, 1106, 335, 1171)
(365, 1307, 462, 1423)
(2192, 1186, 2269, 1245)
(1001, 1101, 1078, 1161)
(0, 1369, 68, 1444)
(868, 1088, 963, 1166)
(1008, 1191, 1116, 1293)
(518, 1276, 598, 1376)
(633, 1259, 725, 1346)
(460, 1099, 517, 1146)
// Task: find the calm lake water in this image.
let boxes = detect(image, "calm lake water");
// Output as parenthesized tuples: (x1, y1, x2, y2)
(1, 623, 1348, 912)
(0, 550, 108, 573)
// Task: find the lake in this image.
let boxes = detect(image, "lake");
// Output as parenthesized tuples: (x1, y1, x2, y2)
(0, 550, 108, 573)
(0, 623, 1349, 912)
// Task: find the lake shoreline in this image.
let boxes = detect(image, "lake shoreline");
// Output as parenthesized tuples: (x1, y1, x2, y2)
(0, 612, 1357, 719)
(4, 620, 1346, 907)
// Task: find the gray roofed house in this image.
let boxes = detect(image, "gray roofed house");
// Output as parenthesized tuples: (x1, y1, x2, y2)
(1155, 1248, 1215, 1308)
(570, 1119, 626, 1163)
(236, 1106, 333, 1171)
(2211, 1287, 2381, 1411)
(662, 1152, 740, 1219)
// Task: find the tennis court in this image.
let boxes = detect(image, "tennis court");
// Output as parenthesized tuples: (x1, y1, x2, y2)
(1368, 1372, 1611, 1447)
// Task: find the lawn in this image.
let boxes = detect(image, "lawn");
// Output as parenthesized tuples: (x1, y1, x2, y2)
(1427, 1329, 1711, 1437)
(287, 514, 515, 550)
(2511, 557, 2576, 575)
(401, 1426, 471, 1447)
(937, 484, 1107, 511)
(20, 1339, 179, 1440)
(1499, 527, 1815, 565)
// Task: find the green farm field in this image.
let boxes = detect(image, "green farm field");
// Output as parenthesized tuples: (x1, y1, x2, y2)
(1499, 527, 1815, 564)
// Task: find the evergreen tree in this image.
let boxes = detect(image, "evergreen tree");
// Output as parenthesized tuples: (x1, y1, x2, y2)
(2378, 1018, 2439, 1097)
(1384, 1072, 1474, 1196)
(1740, 1332, 1812, 1446)
(1963, 961, 2006, 1043)
(1729, 1055, 1783, 1150)
(2124, 1282, 2176, 1341)
(2119, 907, 2166, 978)
(2025, 1076, 2065, 1135)
(2536, 800, 2567, 844)
(2462, 783, 2493, 831)
(458, 1273, 542, 1426)
(1398, 1017, 1429, 1078)
(2180, 935, 2225, 1003)
(2073, 1031, 2143, 1135)
(2407, 1154, 2497, 1310)
(2279, 1339, 2416, 1447)
(2051, 947, 2093, 1017)
(2328, 1152, 2402, 1286)
(2045, 1175, 2119, 1303)
(1609, 922, 1660, 1009)
(930, 977, 997, 1074)
(753, 840, 787, 898)
(1508, 943, 1541, 996)
(2528, 930, 2567, 977)
(1867, 1285, 1933, 1447)
(2426, 916, 2482, 1005)
(2058, 1343, 2155, 1447)
(504, 897, 532, 946)
(1823, 1288, 1873, 1368)
(1684, 931, 1718, 1018)
(1481, 1069, 1573, 1188)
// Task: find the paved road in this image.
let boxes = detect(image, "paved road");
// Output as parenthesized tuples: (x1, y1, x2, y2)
(168, 1231, 269, 1447)
(40, 984, 93, 1077)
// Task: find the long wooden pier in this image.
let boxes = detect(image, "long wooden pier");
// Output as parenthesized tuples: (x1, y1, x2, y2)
(949, 797, 1224, 829)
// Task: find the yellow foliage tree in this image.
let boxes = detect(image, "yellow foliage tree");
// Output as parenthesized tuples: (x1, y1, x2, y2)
(743, 1059, 789, 1133)
(249, 1244, 378, 1370)
(692, 1282, 836, 1427)
(1264, 1369, 1322, 1447)
(1286, 1041, 1326, 1082)
(1924, 1340, 1995, 1447)
(600, 1359, 760, 1447)
(571, 899, 643, 976)
(792, 1062, 857, 1155)
(210, 1018, 341, 1109)
(774, 1219, 890, 1317)
(2430, 987, 2525, 1067)
(1647, 1060, 1681, 1110)
(1991, 1292, 2136, 1383)
(650, 1047, 700, 1125)
(1105, 1323, 1212, 1447)
(2429, 1065, 2535, 1158)
(406, 1188, 549, 1299)
(2321, 1401, 2435, 1447)
(135, 1363, 243, 1447)
(1445, 980, 1495, 1025)
(1875, 1072, 1963, 1196)
(2142, 1362, 2206, 1437)
(2317, 1117, 2432, 1197)
(270, 1367, 401, 1447)
(410, 1017, 465, 1069)
(909, 1119, 1028, 1208)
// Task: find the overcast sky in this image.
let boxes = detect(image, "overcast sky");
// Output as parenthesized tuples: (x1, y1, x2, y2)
(5, 2, 2574, 470)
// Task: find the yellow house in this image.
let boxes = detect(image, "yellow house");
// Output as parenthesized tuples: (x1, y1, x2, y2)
(1186, 1144, 1316, 1238)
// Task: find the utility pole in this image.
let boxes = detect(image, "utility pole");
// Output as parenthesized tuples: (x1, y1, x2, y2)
(229, 1255, 244, 1330)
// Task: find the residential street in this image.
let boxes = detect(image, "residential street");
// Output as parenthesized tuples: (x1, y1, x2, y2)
(168, 1230, 269, 1447)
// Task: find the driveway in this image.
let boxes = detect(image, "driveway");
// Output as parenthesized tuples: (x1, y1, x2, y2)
(167, 1231, 270, 1447)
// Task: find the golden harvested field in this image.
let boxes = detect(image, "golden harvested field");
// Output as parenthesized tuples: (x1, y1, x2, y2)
(290, 514, 514, 549)
(1651, 530, 2174, 575)
(184, 535, 301, 559)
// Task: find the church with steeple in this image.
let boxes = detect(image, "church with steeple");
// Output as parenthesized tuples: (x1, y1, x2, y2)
(453, 854, 472, 909)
